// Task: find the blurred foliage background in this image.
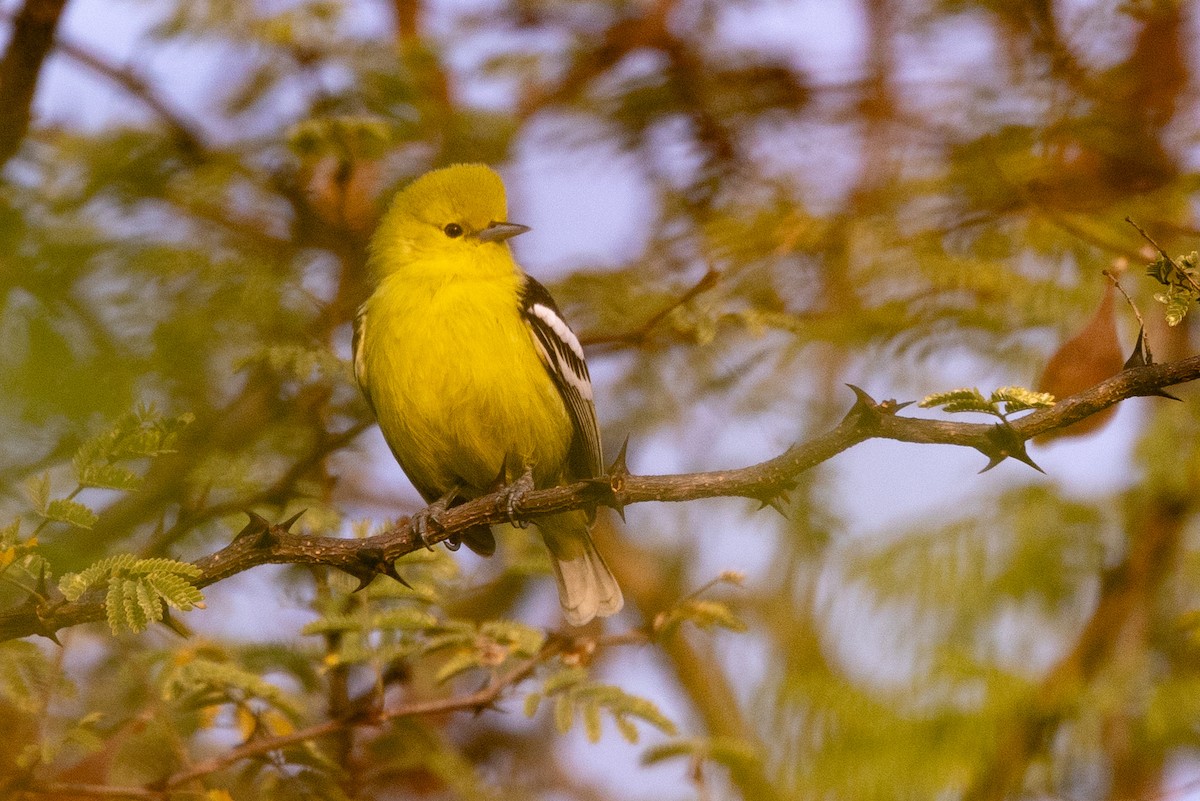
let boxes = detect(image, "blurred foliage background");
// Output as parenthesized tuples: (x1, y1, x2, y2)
(2, 0, 1200, 799)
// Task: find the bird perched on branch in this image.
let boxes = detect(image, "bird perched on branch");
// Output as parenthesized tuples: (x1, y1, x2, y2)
(353, 163, 623, 625)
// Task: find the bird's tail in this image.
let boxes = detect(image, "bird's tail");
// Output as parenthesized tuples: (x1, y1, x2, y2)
(538, 511, 623, 626)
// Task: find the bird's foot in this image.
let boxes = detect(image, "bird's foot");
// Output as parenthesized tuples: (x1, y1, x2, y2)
(500, 466, 536, 529)
(411, 489, 458, 551)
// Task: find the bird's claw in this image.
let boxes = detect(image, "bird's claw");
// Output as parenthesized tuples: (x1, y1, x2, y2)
(411, 491, 456, 551)
(501, 467, 537, 528)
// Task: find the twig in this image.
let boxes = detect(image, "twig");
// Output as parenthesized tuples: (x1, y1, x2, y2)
(582, 267, 721, 348)
(1126, 216, 1200, 296)
(52, 37, 208, 156)
(1103, 268, 1154, 361)
(1104, 269, 1147, 333)
(163, 640, 563, 789)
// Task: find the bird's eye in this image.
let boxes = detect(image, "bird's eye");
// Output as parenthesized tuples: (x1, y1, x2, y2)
(443, 223, 464, 238)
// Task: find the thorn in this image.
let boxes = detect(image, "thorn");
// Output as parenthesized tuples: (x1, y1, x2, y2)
(279, 509, 306, 532)
(1122, 327, 1182, 399)
(378, 561, 411, 588)
(608, 435, 630, 478)
(757, 493, 791, 519)
(1011, 449, 1046, 474)
(349, 547, 411, 592)
(33, 562, 51, 600)
(159, 607, 193, 639)
(978, 423, 1045, 475)
(604, 435, 632, 521)
(843, 384, 889, 427)
(39, 626, 62, 647)
(235, 511, 277, 548)
(845, 384, 878, 408)
(880, 399, 915, 414)
(1123, 326, 1152, 369)
(236, 511, 270, 538)
(753, 478, 797, 519)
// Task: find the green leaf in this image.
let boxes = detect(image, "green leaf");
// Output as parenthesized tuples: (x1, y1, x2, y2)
(1145, 251, 1200, 326)
(105, 581, 126, 634)
(680, 599, 747, 632)
(61, 556, 203, 626)
(162, 659, 299, 717)
(479, 619, 545, 656)
(25, 474, 50, 514)
(542, 666, 587, 694)
(372, 608, 439, 631)
(144, 573, 204, 610)
(614, 715, 640, 744)
(553, 693, 574, 734)
(0, 642, 61, 713)
(120, 579, 154, 633)
(583, 699, 603, 743)
(43, 499, 98, 530)
(0, 520, 19, 549)
(642, 736, 761, 770)
(919, 387, 991, 413)
(435, 650, 480, 684)
(76, 463, 141, 491)
(124, 558, 202, 578)
(991, 386, 1055, 413)
(524, 692, 542, 718)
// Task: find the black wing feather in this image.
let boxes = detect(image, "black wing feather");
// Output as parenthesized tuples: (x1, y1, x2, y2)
(519, 276, 604, 480)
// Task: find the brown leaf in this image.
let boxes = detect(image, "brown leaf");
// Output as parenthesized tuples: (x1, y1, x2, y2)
(1036, 283, 1123, 443)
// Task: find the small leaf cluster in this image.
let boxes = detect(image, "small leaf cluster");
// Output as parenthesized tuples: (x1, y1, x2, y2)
(58, 555, 205, 634)
(305, 552, 545, 684)
(3, 408, 198, 637)
(162, 654, 301, 740)
(1146, 250, 1200, 326)
(21, 407, 194, 532)
(237, 343, 351, 385)
(0, 640, 84, 775)
(525, 666, 678, 744)
(74, 406, 196, 483)
(0, 519, 39, 573)
(424, 618, 546, 684)
(653, 571, 748, 637)
(919, 386, 1055, 418)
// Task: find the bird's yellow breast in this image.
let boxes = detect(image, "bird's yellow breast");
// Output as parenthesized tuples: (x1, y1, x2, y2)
(361, 269, 573, 498)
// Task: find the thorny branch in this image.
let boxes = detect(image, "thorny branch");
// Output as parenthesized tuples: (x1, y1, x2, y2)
(1, 351, 1197, 642)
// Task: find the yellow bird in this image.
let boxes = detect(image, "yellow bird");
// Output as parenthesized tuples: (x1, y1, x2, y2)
(353, 163, 623, 625)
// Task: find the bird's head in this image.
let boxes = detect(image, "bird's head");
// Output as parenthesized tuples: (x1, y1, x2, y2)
(369, 163, 530, 282)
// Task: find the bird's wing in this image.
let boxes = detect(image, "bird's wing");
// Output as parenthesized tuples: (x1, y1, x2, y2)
(519, 276, 605, 480)
(351, 303, 375, 414)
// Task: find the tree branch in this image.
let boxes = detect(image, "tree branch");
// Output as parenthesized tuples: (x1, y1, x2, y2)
(50, 35, 209, 156)
(0, 0, 69, 169)
(3, 353, 1198, 642)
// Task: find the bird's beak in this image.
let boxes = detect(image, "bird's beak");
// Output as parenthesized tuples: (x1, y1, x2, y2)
(476, 221, 531, 243)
